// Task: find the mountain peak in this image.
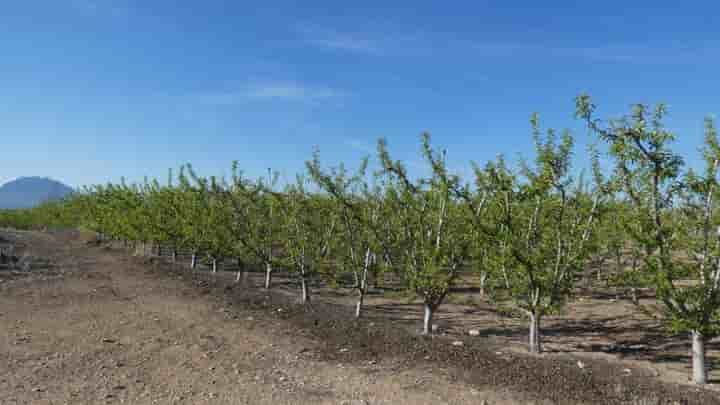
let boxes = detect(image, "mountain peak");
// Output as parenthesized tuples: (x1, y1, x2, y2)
(0, 177, 74, 209)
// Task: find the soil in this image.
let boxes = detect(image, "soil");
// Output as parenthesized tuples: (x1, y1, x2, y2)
(1, 230, 719, 404)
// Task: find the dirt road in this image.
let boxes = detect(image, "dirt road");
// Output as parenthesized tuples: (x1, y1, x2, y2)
(0, 230, 717, 404)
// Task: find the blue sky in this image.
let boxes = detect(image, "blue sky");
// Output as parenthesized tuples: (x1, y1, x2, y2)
(2, 1, 719, 188)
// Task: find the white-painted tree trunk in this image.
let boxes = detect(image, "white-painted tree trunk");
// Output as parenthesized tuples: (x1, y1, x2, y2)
(264, 262, 272, 289)
(692, 330, 707, 384)
(212, 258, 218, 273)
(529, 312, 541, 353)
(423, 303, 434, 335)
(479, 271, 487, 297)
(300, 275, 310, 304)
(502, 265, 511, 289)
(190, 252, 197, 270)
(355, 249, 371, 318)
(235, 258, 245, 283)
(355, 291, 364, 318)
(171, 249, 177, 264)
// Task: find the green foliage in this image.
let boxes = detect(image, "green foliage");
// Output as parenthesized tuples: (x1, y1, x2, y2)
(377, 134, 471, 309)
(479, 115, 605, 320)
(579, 95, 720, 338)
(278, 176, 337, 301)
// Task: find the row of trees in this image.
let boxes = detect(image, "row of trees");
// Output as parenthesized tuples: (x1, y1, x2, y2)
(3, 96, 720, 384)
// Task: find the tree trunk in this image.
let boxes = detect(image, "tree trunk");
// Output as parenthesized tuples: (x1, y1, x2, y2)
(371, 272, 380, 290)
(264, 262, 273, 289)
(630, 287, 638, 305)
(529, 312, 542, 353)
(191, 252, 197, 270)
(355, 290, 365, 318)
(300, 275, 310, 304)
(479, 271, 487, 297)
(502, 265, 511, 289)
(692, 330, 707, 384)
(156, 243, 162, 257)
(235, 258, 245, 284)
(172, 249, 178, 264)
(423, 303, 435, 335)
(212, 258, 218, 273)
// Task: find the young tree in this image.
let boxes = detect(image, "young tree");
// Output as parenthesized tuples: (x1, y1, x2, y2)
(204, 176, 234, 273)
(148, 170, 187, 264)
(454, 159, 507, 299)
(279, 176, 337, 304)
(484, 115, 604, 353)
(225, 164, 282, 289)
(579, 95, 720, 384)
(378, 134, 471, 335)
(176, 165, 212, 270)
(307, 154, 385, 318)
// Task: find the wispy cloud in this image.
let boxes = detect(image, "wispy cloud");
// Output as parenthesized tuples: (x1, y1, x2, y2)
(194, 81, 346, 106)
(305, 35, 380, 54)
(577, 42, 718, 64)
(468, 39, 719, 65)
(297, 23, 717, 65)
(69, 0, 127, 17)
(295, 24, 387, 54)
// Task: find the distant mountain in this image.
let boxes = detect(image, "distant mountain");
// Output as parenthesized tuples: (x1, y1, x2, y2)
(0, 177, 74, 209)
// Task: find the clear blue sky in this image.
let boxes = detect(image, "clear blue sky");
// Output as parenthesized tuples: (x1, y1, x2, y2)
(2, 1, 719, 188)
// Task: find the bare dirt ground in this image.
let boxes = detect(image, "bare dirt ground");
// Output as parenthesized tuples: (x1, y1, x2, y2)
(1, 230, 719, 404)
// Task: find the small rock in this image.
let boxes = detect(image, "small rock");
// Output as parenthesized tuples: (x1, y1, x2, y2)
(102, 338, 116, 344)
(577, 361, 586, 369)
(468, 329, 480, 336)
(451, 340, 464, 347)
(622, 368, 631, 374)
(431, 324, 441, 333)
(246, 316, 255, 321)
(339, 348, 349, 353)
